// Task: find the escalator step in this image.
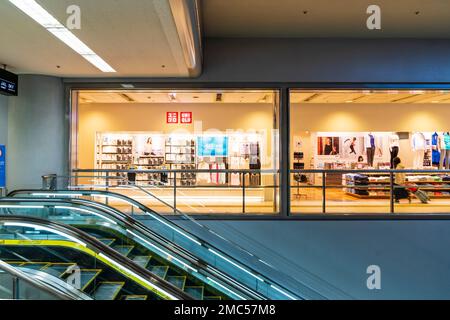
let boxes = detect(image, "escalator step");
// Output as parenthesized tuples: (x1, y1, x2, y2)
(122, 295, 148, 300)
(19, 262, 50, 270)
(185, 286, 204, 300)
(93, 282, 125, 300)
(112, 245, 134, 257)
(204, 296, 223, 300)
(149, 266, 169, 279)
(41, 263, 76, 278)
(166, 276, 186, 290)
(132, 255, 152, 268)
(98, 238, 116, 246)
(78, 269, 102, 291)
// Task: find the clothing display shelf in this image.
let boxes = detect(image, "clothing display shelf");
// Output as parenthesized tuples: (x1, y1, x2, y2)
(165, 138, 196, 186)
(344, 172, 450, 199)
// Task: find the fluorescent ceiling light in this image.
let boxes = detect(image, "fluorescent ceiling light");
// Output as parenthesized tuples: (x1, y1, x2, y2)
(9, 0, 116, 73)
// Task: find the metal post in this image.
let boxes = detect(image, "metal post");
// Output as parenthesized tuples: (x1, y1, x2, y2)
(173, 171, 177, 214)
(322, 171, 326, 214)
(12, 276, 19, 300)
(242, 172, 246, 214)
(279, 88, 291, 217)
(105, 172, 109, 206)
(390, 171, 395, 214)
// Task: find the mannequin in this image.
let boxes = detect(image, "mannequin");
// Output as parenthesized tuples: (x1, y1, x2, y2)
(431, 132, 440, 167)
(364, 132, 376, 167)
(411, 132, 426, 169)
(389, 133, 400, 169)
(438, 132, 450, 170)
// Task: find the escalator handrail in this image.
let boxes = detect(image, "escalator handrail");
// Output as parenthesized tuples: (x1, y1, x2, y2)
(0, 259, 78, 300)
(0, 215, 193, 300)
(8, 189, 305, 299)
(0, 198, 263, 300)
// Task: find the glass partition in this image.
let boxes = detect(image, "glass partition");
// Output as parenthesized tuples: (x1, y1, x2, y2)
(70, 89, 280, 215)
(1, 197, 302, 299)
(290, 89, 450, 215)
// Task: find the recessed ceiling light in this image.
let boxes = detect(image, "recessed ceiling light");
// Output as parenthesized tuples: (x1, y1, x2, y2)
(121, 84, 135, 89)
(9, 0, 116, 73)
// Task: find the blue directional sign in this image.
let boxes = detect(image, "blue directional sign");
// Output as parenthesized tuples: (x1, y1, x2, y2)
(0, 145, 5, 188)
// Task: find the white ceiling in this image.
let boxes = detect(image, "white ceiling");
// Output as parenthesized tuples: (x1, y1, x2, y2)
(291, 91, 450, 104)
(78, 90, 275, 104)
(0, 0, 198, 76)
(203, 0, 450, 38)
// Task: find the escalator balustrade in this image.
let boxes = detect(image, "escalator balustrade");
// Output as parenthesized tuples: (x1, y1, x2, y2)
(0, 217, 190, 300)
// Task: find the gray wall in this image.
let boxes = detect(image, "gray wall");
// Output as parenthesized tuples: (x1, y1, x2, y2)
(7, 75, 66, 191)
(198, 38, 450, 83)
(65, 38, 450, 84)
(139, 218, 450, 300)
(0, 95, 7, 146)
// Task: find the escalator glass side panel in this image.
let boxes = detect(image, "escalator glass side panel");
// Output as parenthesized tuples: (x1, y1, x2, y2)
(0, 219, 185, 300)
(0, 200, 248, 300)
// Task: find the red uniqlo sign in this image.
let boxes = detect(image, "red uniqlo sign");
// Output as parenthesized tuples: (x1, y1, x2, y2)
(180, 112, 192, 124)
(166, 112, 179, 124)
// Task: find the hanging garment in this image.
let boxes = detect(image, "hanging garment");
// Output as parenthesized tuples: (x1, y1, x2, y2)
(413, 149, 425, 169)
(366, 147, 375, 167)
(218, 162, 227, 184)
(197, 162, 211, 184)
(230, 157, 241, 186)
(210, 162, 220, 184)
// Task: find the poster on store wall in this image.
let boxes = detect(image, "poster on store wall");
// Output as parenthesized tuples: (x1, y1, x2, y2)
(0, 145, 5, 188)
(317, 137, 340, 155)
(341, 136, 365, 159)
(197, 136, 229, 156)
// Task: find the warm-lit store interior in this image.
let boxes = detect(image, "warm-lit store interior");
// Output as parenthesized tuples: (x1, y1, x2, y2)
(290, 90, 450, 214)
(73, 90, 279, 214)
(72, 88, 450, 215)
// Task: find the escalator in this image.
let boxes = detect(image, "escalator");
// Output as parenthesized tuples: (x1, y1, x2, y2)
(0, 216, 191, 300)
(8, 189, 313, 299)
(0, 198, 262, 300)
(0, 257, 85, 300)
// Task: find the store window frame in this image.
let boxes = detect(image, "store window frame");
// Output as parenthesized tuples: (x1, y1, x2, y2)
(66, 84, 283, 218)
(65, 82, 450, 220)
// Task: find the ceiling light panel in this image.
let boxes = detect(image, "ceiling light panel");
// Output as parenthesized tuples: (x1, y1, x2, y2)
(9, 0, 116, 73)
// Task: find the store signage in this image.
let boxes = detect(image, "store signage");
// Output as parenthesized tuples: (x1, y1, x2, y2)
(166, 112, 193, 124)
(166, 112, 179, 124)
(180, 112, 192, 124)
(0, 69, 18, 96)
(0, 145, 5, 188)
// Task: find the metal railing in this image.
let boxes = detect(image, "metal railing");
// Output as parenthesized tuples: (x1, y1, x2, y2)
(64, 168, 450, 215)
(291, 169, 450, 214)
(72, 168, 280, 214)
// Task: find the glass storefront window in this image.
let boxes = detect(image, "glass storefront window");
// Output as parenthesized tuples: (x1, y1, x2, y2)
(71, 89, 280, 215)
(290, 89, 450, 215)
